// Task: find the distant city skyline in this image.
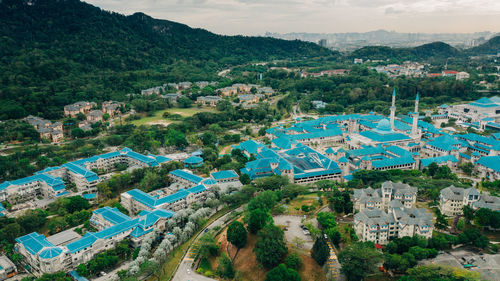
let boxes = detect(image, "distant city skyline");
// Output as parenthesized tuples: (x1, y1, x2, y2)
(85, 0, 500, 36)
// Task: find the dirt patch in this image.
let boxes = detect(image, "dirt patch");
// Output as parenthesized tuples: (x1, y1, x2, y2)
(298, 253, 327, 281)
(231, 234, 268, 281)
(145, 120, 171, 126)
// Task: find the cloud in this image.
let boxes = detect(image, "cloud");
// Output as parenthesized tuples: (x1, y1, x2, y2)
(85, 0, 500, 35)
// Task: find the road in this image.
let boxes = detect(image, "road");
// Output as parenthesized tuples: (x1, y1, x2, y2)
(172, 207, 243, 281)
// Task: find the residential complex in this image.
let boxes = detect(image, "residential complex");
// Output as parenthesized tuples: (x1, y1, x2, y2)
(354, 199, 434, 245)
(353, 181, 417, 211)
(439, 186, 500, 216)
(15, 206, 174, 275)
(0, 148, 170, 206)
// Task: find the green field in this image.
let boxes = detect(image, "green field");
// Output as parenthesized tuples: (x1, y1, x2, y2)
(130, 107, 216, 126)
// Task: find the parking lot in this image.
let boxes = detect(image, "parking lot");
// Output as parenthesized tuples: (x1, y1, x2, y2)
(274, 215, 315, 250)
(421, 249, 500, 281)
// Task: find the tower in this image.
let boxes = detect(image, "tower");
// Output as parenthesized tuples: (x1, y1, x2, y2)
(411, 92, 420, 137)
(390, 88, 396, 130)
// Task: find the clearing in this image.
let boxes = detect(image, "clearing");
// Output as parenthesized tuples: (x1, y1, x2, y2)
(130, 107, 215, 126)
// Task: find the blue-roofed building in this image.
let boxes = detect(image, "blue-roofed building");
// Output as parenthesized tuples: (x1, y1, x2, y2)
(477, 156, 500, 180)
(169, 169, 204, 187)
(121, 178, 210, 213)
(420, 155, 458, 169)
(240, 142, 343, 184)
(183, 156, 204, 168)
(210, 170, 239, 183)
(90, 207, 132, 230)
(15, 232, 67, 274)
(444, 96, 500, 130)
(0, 148, 171, 207)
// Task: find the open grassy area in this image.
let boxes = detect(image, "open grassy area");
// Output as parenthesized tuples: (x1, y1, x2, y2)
(130, 107, 216, 126)
(284, 193, 324, 215)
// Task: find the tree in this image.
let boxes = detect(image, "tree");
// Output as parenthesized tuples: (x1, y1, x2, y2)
(65, 196, 90, 213)
(166, 129, 188, 148)
(317, 212, 337, 229)
(434, 210, 449, 230)
(338, 242, 383, 281)
(248, 190, 278, 211)
(48, 217, 68, 234)
(71, 127, 85, 139)
(285, 252, 302, 270)
(326, 227, 342, 246)
(217, 254, 235, 279)
(240, 173, 251, 185)
(311, 236, 329, 266)
(253, 224, 288, 268)
(227, 221, 248, 249)
(265, 264, 301, 281)
(76, 264, 89, 277)
(248, 208, 271, 234)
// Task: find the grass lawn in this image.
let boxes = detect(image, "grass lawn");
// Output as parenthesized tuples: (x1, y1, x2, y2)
(285, 193, 324, 215)
(130, 107, 215, 126)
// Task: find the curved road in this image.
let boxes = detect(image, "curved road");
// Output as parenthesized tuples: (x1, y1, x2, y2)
(172, 206, 243, 281)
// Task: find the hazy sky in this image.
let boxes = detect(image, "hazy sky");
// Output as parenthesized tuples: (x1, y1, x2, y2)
(86, 0, 500, 35)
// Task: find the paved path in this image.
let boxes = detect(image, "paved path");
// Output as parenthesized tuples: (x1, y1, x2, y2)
(172, 207, 243, 281)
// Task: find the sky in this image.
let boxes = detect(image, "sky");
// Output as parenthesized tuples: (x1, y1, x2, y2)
(85, 0, 500, 36)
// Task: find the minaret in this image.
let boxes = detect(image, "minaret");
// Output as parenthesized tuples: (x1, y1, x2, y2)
(411, 92, 420, 137)
(390, 88, 396, 130)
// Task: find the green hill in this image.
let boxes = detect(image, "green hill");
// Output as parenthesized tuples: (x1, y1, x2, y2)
(466, 35, 500, 55)
(351, 41, 459, 61)
(0, 0, 331, 119)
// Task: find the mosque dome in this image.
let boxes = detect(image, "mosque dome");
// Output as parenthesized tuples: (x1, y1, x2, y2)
(376, 119, 392, 132)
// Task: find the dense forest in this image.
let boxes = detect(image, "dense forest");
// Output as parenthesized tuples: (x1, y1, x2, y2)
(0, 0, 331, 120)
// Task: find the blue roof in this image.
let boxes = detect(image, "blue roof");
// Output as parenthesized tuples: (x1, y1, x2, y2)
(156, 189, 191, 205)
(125, 189, 157, 208)
(421, 155, 458, 167)
(359, 130, 411, 142)
(63, 163, 99, 181)
(170, 169, 203, 183)
(66, 233, 98, 253)
(39, 247, 63, 259)
(15, 232, 58, 256)
(138, 209, 175, 229)
(236, 140, 264, 154)
(470, 97, 499, 108)
(184, 156, 204, 164)
(94, 218, 139, 240)
(202, 178, 217, 185)
(325, 147, 335, 154)
(211, 170, 238, 180)
(186, 184, 207, 194)
(476, 156, 500, 173)
(82, 193, 96, 200)
(93, 207, 131, 225)
(372, 156, 415, 168)
(69, 271, 90, 281)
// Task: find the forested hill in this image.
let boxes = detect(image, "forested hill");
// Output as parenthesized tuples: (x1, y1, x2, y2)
(350, 42, 459, 61)
(466, 35, 500, 55)
(351, 37, 500, 61)
(0, 0, 331, 120)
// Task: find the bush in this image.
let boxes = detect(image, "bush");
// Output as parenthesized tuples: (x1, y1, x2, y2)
(285, 252, 302, 270)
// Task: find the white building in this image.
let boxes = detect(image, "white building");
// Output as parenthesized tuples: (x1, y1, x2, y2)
(354, 203, 433, 245)
(353, 181, 417, 211)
